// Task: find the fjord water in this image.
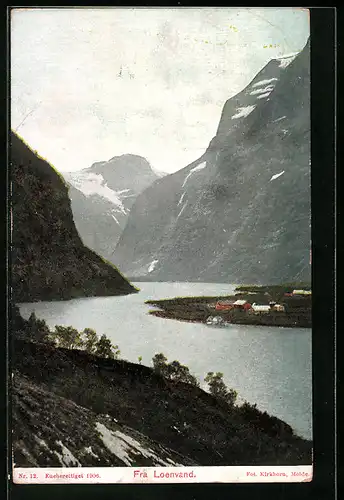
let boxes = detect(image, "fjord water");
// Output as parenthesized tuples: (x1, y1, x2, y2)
(19, 282, 312, 440)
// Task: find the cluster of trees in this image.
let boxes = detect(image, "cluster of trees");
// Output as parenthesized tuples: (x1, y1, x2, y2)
(152, 353, 237, 408)
(18, 310, 120, 359)
(50, 325, 120, 359)
(13, 305, 238, 407)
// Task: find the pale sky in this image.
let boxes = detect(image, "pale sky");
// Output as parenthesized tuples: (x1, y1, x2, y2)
(11, 7, 310, 174)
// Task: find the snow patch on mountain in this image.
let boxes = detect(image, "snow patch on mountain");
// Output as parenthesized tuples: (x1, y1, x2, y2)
(275, 52, 299, 68)
(116, 189, 131, 195)
(252, 77, 278, 88)
(84, 446, 99, 459)
(95, 422, 178, 466)
(118, 189, 137, 199)
(257, 92, 272, 100)
(34, 435, 81, 467)
(273, 115, 287, 123)
(148, 259, 159, 273)
(178, 192, 186, 206)
(177, 201, 188, 219)
(278, 58, 295, 69)
(66, 171, 132, 214)
(182, 161, 207, 187)
(249, 85, 275, 96)
(231, 105, 256, 120)
(54, 440, 82, 467)
(95, 422, 133, 465)
(113, 429, 174, 466)
(35, 436, 50, 450)
(270, 171, 285, 182)
(111, 214, 120, 225)
(165, 457, 179, 465)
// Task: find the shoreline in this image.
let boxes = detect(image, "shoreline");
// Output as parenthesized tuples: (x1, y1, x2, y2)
(148, 308, 311, 328)
(145, 287, 312, 328)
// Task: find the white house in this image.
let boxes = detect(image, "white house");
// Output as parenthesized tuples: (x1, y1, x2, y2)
(233, 300, 247, 306)
(271, 304, 285, 312)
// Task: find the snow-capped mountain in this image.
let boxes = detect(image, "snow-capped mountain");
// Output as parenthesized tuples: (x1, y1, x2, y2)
(113, 40, 310, 284)
(64, 155, 159, 262)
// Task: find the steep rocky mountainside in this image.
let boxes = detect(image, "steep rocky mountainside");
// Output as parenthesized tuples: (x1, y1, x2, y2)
(13, 372, 194, 468)
(114, 41, 311, 284)
(64, 155, 159, 262)
(11, 132, 136, 302)
(12, 335, 312, 467)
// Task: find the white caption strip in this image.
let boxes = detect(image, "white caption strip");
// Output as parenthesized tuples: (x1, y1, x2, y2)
(13, 466, 312, 484)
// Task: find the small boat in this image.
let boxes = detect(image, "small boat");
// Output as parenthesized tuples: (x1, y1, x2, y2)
(206, 315, 226, 326)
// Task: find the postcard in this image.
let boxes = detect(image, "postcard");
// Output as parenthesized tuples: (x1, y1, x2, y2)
(10, 6, 315, 484)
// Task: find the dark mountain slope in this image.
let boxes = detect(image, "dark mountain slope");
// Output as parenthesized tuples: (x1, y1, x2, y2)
(114, 41, 310, 284)
(11, 132, 136, 301)
(13, 371, 195, 467)
(12, 336, 312, 467)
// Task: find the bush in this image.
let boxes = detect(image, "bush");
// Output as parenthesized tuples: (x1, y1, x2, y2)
(95, 334, 120, 359)
(27, 312, 55, 344)
(82, 328, 98, 354)
(152, 353, 169, 377)
(152, 353, 199, 386)
(52, 325, 84, 350)
(204, 372, 237, 407)
(167, 360, 199, 386)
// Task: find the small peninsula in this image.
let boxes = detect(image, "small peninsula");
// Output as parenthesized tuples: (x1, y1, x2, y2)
(146, 285, 312, 328)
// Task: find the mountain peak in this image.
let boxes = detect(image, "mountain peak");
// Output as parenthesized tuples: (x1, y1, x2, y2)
(113, 40, 311, 284)
(66, 151, 159, 263)
(108, 153, 149, 162)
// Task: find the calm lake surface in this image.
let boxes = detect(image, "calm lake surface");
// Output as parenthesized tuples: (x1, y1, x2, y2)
(19, 282, 312, 440)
